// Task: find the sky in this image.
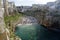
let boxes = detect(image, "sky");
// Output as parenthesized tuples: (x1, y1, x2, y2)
(9, 0, 56, 6)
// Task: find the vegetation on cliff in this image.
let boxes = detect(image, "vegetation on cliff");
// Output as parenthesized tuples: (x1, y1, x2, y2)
(4, 13, 24, 40)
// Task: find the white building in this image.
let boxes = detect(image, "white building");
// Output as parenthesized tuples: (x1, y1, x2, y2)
(16, 6, 32, 12)
(55, 0, 60, 10)
(32, 4, 41, 8)
(8, 2, 16, 15)
(21, 6, 32, 12)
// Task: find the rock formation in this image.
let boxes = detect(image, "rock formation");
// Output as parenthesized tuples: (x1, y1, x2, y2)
(0, 0, 9, 40)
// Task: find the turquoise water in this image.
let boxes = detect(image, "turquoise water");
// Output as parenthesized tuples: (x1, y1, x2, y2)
(15, 24, 60, 40)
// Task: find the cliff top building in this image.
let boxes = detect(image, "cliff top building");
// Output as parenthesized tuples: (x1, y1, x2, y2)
(8, 2, 15, 8)
(47, 2, 55, 7)
(8, 2, 17, 15)
(55, 0, 60, 9)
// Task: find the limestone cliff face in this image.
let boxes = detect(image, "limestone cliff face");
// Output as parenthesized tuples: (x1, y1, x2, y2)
(3, 0, 9, 16)
(0, 0, 5, 34)
(0, 0, 9, 40)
